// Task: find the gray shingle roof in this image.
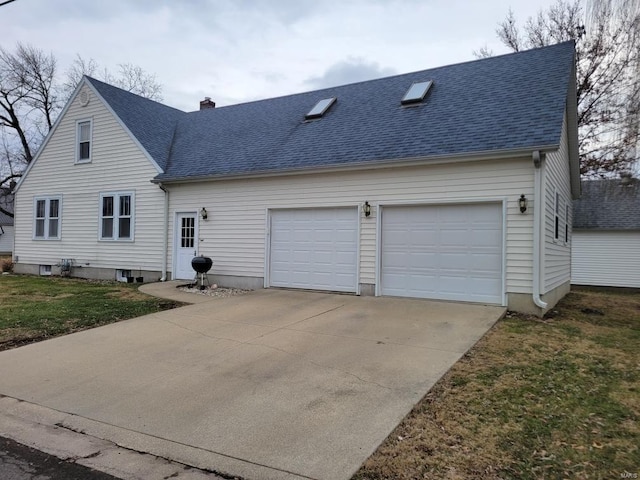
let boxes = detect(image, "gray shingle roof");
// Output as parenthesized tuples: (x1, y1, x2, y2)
(573, 178, 640, 230)
(89, 42, 576, 181)
(87, 77, 185, 172)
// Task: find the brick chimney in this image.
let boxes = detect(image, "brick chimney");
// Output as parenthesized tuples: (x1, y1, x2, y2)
(200, 97, 216, 110)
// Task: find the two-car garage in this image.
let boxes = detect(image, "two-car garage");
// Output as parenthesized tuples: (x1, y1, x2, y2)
(267, 203, 504, 305)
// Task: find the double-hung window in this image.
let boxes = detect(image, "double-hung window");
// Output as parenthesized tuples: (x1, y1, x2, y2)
(100, 192, 134, 241)
(553, 189, 570, 245)
(565, 203, 570, 244)
(554, 190, 561, 242)
(34, 196, 61, 240)
(76, 119, 92, 163)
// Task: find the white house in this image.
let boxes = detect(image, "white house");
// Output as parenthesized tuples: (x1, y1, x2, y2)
(0, 190, 14, 255)
(572, 176, 640, 288)
(13, 42, 580, 315)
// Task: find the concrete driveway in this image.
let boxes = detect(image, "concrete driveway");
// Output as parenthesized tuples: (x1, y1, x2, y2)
(0, 289, 504, 480)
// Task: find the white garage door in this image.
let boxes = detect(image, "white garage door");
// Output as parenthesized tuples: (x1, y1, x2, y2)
(381, 203, 503, 304)
(269, 208, 358, 292)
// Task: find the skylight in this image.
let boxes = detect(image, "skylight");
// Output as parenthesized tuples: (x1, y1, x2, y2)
(401, 81, 433, 105)
(305, 97, 336, 120)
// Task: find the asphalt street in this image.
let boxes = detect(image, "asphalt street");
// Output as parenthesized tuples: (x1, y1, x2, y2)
(0, 436, 120, 480)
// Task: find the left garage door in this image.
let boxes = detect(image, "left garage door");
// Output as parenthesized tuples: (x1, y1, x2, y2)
(269, 208, 358, 293)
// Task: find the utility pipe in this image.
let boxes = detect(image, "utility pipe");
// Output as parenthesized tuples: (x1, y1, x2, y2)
(532, 151, 548, 310)
(159, 183, 169, 282)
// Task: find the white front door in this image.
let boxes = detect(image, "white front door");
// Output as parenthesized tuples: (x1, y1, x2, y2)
(174, 212, 198, 280)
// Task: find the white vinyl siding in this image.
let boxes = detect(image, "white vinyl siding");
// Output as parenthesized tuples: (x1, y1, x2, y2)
(544, 113, 572, 293)
(572, 231, 640, 288)
(33, 196, 61, 240)
(76, 119, 92, 163)
(166, 157, 534, 295)
(14, 85, 165, 271)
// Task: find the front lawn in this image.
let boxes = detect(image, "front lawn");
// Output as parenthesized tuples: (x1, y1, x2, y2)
(0, 275, 182, 351)
(354, 288, 640, 480)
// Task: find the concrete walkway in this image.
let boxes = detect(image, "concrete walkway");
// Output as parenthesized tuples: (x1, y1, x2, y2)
(0, 286, 504, 480)
(139, 280, 217, 304)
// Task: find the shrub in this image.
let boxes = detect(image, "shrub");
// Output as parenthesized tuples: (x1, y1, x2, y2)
(1, 258, 13, 273)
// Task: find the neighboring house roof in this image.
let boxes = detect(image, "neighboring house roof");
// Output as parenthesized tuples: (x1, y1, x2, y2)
(79, 42, 576, 183)
(0, 190, 14, 226)
(573, 178, 640, 230)
(87, 77, 185, 172)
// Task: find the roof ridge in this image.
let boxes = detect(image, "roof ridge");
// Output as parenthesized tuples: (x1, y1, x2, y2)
(85, 76, 186, 114)
(187, 41, 576, 112)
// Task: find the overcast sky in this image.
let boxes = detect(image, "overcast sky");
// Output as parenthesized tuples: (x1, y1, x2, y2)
(1, 0, 561, 112)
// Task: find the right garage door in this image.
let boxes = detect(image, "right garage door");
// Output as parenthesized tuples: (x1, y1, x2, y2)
(380, 203, 503, 304)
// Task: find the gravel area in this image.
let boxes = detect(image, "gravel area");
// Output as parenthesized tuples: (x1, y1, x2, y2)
(178, 285, 250, 298)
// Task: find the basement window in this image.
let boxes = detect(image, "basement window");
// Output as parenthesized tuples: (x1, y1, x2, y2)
(401, 80, 433, 105)
(39, 265, 52, 276)
(116, 269, 132, 282)
(305, 97, 336, 120)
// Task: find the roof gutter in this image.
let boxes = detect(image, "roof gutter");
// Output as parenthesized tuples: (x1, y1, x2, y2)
(532, 150, 548, 311)
(151, 144, 560, 185)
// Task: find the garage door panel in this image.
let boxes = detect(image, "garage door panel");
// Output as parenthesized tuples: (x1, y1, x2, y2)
(440, 231, 470, 245)
(381, 204, 503, 304)
(409, 230, 438, 245)
(270, 208, 358, 292)
(471, 255, 502, 271)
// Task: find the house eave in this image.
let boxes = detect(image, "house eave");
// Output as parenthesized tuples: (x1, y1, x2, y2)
(153, 144, 560, 185)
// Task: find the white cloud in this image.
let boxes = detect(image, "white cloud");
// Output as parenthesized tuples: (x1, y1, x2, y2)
(305, 57, 396, 89)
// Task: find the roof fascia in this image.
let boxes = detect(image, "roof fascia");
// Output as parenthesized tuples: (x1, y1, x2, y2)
(84, 78, 164, 174)
(14, 78, 88, 194)
(154, 144, 560, 185)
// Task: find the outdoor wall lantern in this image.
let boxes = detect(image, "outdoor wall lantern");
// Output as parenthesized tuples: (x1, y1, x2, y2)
(363, 201, 371, 217)
(519, 194, 528, 213)
(200, 207, 208, 220)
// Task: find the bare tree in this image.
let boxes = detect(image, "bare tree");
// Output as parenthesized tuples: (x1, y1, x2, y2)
(0, 44, 164, 218)
(584, 0, 640, 174)
(64, 55, 163, 101)
(480, 0, 640, 177)
(0, 44, 59, 218)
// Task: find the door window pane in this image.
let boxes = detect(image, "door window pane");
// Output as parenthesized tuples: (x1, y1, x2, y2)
(181, 217, 195, 248)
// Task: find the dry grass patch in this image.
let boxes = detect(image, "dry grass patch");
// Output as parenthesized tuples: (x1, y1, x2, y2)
(353, 288, 640, 480)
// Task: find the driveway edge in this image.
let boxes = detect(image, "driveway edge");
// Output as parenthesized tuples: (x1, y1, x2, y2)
(0, 395, 230, 480)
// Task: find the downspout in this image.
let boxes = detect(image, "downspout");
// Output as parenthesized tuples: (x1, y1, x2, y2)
(159, 183, 169, 282)
(532, 151, 548, 310)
